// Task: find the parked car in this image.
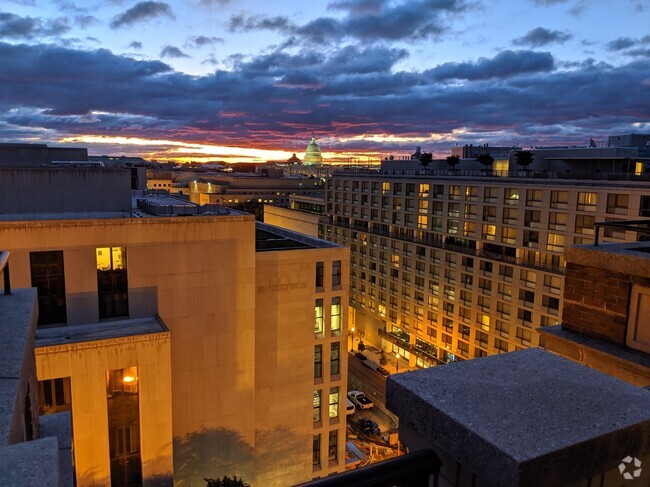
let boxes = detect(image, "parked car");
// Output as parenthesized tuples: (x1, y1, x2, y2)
(347, 390, 374, 410)
(358, 418, 380, 435)
(346, 399, 355, 416)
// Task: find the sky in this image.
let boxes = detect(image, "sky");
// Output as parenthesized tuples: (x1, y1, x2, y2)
(0, 0, 648, 163)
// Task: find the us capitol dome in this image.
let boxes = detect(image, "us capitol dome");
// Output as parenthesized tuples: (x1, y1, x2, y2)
(303, 135, 323, 166)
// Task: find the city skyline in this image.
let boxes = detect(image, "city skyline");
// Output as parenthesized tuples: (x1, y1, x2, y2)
(1, 0, 648, 162)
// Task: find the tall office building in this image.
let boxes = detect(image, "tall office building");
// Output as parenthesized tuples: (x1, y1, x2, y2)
(320, 155, 648, 368)
(0, 166, 349, 485)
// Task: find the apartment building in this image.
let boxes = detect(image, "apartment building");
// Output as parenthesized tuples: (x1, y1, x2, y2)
(0, 167, 349, 486)
(321, 170, 648, 368)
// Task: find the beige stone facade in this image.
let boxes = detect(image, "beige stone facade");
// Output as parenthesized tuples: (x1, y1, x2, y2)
(0, 213, 348, 486)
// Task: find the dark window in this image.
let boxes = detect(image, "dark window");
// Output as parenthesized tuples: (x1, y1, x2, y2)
(314, 345, 322, 379)
(332, 260, 342, 287)
(328, 430, 338, 461)
(30, 250, 67, 325)
(313, 434, 321, 466)
(640, 195, 650, 217)
(97, 247, 129, 320)
(316, 261, 324, 288)
(330, 342, 340, 376)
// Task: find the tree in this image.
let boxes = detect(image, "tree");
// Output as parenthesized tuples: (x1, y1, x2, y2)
(445, 155, 460, 169)
(514, 150, 534, 169)
(419, 152, 433, 167)
(205, 476, 249, 487)
(378, 350, 388, 367)
(476, 153, 494, 168)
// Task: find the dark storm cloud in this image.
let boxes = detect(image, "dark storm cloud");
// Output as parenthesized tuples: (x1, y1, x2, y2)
(161, 45, 190, 58)
(0, 12, 70, 39)
(514, 27, 572, 47)
(607, 36, 650, 57)
(0, 41, 647, 152)
(110, 1, 174, 29)
(228, 0, 470, 42)
(429, 50, 554, 80)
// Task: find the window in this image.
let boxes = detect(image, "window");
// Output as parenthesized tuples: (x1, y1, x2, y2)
(482, 224, 496, 240)
(328, 430, 338, 461)
(523, 230, 539, 248)
(106, 367, 142, 486)
(449, 185, 461, 200)
(329, 387, 339, 418)
(313, 390, 321, 422)
(316, 262, 324, 288)
(495, 320, 509, 337)
(516, 328, 532, 345)
(518, 308, 533, 325)
(38, 377, 71, 414)
(313, 435, 321, 466)
(520, 270, 537, 288)
(330, 342, 340, 376)
(448, 203, 460, 218)
(463, 222, 476, 237)
(503, 208, 518, 224)
(314, 345, 322, 379)
(315, 299, 324, 334)
(494, 338, 509, 352)
(519, 289, 535, 306)
(640, 195, 650, 217)
(577, 192, 597, 212)
(464, 204, 477, 219)
(575, 214, 595, 235)
(504, 188, 519, 205)
(498, 283, 512, 301)
(546, 212, 566, 231)
(501, 227, 516, 245)
(465, 186, 478, 200)
(526, 189, 543, 207)
(484, 187, 498, 203)
(543, 295, 560, 315)
(30, 250, 67, 325)
(331, 297, 341, 332)
(96, 247, 128, 320)
(332, 260, 342, 287)
(550, 191, 568, 209)
(419, 183, 429, 197)
(606, 194, 629, 214)
(524, 210, 541, 228)
(434, 185, 444, 198)
(544, 275, 562, 295)
(546, 233, 565, 252)
(382, 182, 390, 194)
(483, 206, 497, 222)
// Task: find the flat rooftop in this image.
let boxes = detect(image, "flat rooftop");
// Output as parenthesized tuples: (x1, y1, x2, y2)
(387, 348, 650, 487)
(255, 222, 341, 252)
(35, 316, 168, 348)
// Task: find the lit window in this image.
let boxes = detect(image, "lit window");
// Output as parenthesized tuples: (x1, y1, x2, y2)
(315, 299, 324, 334)
(331, 297, 341, 333)
(329, 387, 339, 418)
(313, 390, 321, 422)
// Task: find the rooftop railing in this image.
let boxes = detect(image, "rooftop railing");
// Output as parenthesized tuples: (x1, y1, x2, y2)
(593, 220, 650, 245)
(0, 251, 11, 295)
(299, 449, 441, 487)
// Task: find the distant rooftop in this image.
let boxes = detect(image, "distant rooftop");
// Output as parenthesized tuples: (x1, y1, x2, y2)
(255, 222, 342, 252)
(387, 348, 650, 487)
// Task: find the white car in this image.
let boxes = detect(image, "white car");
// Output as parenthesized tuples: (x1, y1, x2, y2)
(346, 398, 355, 416)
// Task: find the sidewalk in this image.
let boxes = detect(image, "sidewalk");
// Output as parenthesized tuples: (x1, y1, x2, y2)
(350, 336, 409, 375)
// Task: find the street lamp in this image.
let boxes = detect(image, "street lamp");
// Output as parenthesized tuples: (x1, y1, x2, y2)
(350, 326, 355, 352)
(395, 353, 400, 374)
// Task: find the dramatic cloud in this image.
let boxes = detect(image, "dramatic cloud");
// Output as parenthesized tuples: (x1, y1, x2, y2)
(228, 0, 471, 43)
(606, 36, 650, 57)
(1, 40, 647, 156)
(129, 40, 143, 49)
(160, 45, 190, 58)
(515, 27, 572, 47)
(429, 50, 555, 81)
(0, 12, 70, 39)
(110, 1, 174, 29)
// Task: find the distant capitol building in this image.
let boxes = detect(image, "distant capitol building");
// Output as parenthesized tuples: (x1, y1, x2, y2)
(303, 135, 323, 166)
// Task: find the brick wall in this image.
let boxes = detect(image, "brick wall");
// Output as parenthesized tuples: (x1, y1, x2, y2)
(562, 263, 632, 345)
